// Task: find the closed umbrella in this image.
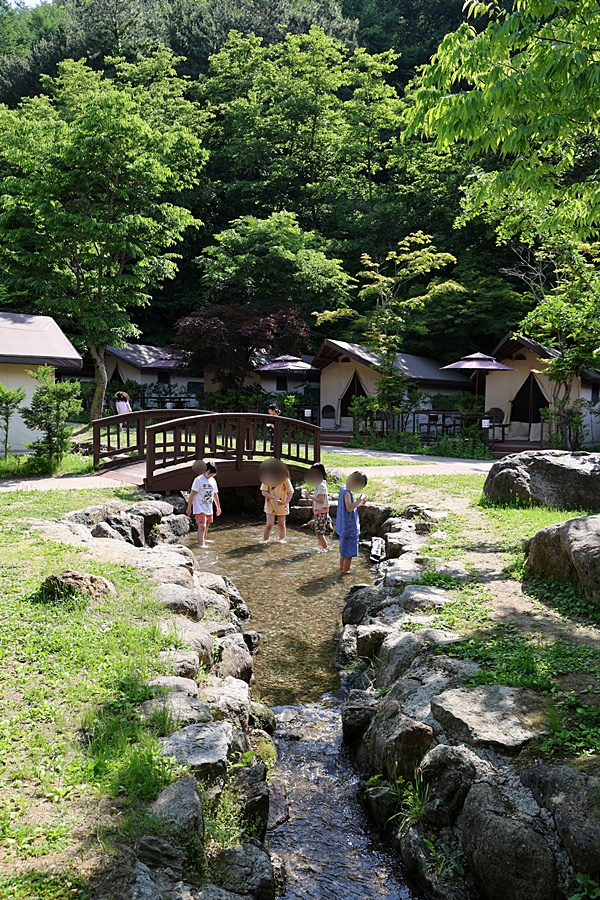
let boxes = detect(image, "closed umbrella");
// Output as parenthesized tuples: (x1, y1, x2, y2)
(441, 352, 514, 404)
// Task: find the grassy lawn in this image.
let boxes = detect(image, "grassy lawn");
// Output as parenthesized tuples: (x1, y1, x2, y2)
(0, 487, 191, 897)
(321, 451, 427, 469)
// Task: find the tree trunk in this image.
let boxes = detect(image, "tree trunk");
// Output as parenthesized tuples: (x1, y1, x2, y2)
(88, 343, 108, 422)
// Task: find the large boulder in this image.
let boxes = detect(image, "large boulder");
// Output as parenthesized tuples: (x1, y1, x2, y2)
(342, 584, 388, 626)
(105, 512, 145, 547)
(461, 781, 559, 900)
(199, 676, 250, 731)
(135, 835, 184, 877)
(160, 721, 234, 780)
(211, 840, 275, 900)
(160, 616, 214, 669)
(358, 502, 395, 536)
(419, 743, 491, 826)
(140, 693, 212, 729)
(233, 763, 270, 840)
(430, 685, 545, 754)
(375, 631, 422, 686)
(159, 649, 200, 680)
(521, 765, 600, 877)
(366, 700, 433, 782)
(483, 450, 600, 510)
(342, 690, 378, 744)
(216, 634, 254, 683)
(149, 776, 204, 838)
(155, 583, 203, 618)
(524, 515, 600, 604)
(147, 675, 198, 696)
(40, 570, 116, 604)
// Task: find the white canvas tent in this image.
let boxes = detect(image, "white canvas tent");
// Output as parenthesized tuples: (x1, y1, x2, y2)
(486, 333, 600, 443)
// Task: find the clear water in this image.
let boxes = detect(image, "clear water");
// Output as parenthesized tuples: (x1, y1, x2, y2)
(188, 520, 418, 900)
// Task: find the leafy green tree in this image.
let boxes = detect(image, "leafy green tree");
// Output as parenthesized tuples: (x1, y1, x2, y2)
(342, 0, 464, 80)
(316, 231, 465, 357)
(405, 0, 600, 243)
(21, 366, 82, 469)
(198, 211, 353, 317)
(0, 51, 206, 419)
(0, 382, 25, 459)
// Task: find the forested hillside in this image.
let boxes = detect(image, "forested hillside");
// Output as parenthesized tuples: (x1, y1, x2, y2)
(0, 0, 595, 385)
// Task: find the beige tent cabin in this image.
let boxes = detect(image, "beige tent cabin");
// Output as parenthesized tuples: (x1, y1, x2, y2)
(485, 333, 600, 444)
(0, 312, 82, 452)
(312, 339, 471, 435)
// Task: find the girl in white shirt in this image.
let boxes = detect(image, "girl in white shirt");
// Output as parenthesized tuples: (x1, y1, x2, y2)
(114, 391, 132, 416)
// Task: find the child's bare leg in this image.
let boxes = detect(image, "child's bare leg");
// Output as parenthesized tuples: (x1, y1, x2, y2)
(277, 516, 286, 542)
(340, 556, 352, 573)
(317, 534, 328, 550)
(197, 522, 208, 546)
(263, 514, 274, 542)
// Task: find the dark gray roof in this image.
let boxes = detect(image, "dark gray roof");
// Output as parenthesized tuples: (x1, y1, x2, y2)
(0, 313, 82, 369)
(493, 332, 600, 384)
(106, 343, 183, 370)
(312, 340, 471, 387)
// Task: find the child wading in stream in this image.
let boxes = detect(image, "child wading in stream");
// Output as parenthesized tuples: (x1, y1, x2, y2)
(186, 461, 221, 548)
(305, 462, 331, 553)
(260, 460, 294, 544)
(336, 471, 368, 574)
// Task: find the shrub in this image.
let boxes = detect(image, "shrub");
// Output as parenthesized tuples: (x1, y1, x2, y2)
(21, 366, 82, 472)
(0, 383, 26, 458)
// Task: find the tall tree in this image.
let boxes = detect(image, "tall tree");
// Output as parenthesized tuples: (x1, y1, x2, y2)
(197, 211, 354, 317)
(0, 50, 206, 418)
(405, 0, 600, 243)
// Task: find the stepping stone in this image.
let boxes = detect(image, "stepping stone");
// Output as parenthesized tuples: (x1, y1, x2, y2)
(140, 693, 212, 729)
(147, 676, 198, 697)
(431, 685, 545, 754)
(160, 721, 234, 779)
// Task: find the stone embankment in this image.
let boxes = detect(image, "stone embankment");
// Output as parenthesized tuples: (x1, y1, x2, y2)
(34, 495, 284, 900)
(334, 502, 600, 900)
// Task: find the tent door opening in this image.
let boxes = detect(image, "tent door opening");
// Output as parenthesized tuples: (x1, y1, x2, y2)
(510, 372, 549, 437)
(340, 372, 368, 418)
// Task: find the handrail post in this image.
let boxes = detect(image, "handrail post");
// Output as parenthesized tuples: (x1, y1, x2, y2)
(235, 416, 244, 470)
(92, 418, 100, 466)
(146, 426, 156, 487)
(137, 413, 145, 458)
(273, 417, 283, 458)
(314, 425, 321, 462)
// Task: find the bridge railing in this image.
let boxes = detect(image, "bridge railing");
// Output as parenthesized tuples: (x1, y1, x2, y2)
(145, 412, 321, 481)
(92, 409, 210, 466)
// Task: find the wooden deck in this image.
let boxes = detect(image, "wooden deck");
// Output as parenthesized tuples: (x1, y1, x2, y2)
(93, 410, 321, 492)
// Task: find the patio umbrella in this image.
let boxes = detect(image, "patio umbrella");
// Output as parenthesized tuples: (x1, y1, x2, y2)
(440, 352, 514, 404)
(256, 355, 319, 392)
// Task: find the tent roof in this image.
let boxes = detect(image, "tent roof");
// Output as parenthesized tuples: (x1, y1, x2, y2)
(312, 339, 471, 387)
(106, 343, 183, 371)
(0, 313, 82, 369)
(492, 332, 600, 384)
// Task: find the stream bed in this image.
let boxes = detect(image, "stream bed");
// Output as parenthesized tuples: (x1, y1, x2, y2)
(188, 519, 417, 899)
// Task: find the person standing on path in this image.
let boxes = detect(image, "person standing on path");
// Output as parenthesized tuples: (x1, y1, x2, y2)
(187, 461, 221, 548)
(336, 471, 368, 574)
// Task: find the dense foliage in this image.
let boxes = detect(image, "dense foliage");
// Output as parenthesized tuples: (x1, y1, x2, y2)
(1, 0, 598, 407)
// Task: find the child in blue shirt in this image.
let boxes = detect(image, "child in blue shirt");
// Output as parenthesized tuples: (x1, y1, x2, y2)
(336, 471, 368, 574)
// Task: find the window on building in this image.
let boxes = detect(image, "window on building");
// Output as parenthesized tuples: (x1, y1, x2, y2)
(157, 371, 170, 385)
(276, 375, 287, 392)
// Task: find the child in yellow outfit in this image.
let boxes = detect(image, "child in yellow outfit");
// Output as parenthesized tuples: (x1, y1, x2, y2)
(260, 466, 293, 544)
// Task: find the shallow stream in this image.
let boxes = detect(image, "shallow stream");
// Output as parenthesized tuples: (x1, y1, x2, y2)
(188, 520, 417, 899)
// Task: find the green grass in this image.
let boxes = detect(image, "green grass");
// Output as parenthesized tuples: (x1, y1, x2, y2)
(0, 872, 87, 899)
(0, 486, 186, 886)
(449, 624, 600, 758)
(366, 473, 486, 508)
(321, 451, 426, 469)
(0, 452, 95, 479)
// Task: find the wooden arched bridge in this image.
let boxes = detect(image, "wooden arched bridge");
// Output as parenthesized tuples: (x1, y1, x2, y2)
(92, 409, 321, 492)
